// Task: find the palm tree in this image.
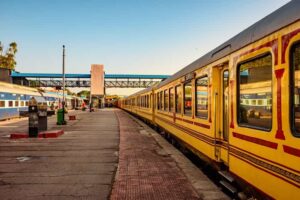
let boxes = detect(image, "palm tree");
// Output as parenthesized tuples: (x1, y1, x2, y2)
(0, 42, 3, 55)
(0, 41, 18, 70)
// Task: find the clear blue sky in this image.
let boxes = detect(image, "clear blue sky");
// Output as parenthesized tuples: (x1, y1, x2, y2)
(0, 0, 290, 74)
(0, 0, 290, 94)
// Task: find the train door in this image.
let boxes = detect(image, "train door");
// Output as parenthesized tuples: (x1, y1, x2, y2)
(214, 64, 229, 165)
(222, 69, 230, 165)
(218, 66, 230, 165)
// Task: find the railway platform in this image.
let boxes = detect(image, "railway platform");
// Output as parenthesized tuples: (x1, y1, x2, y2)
(0, 109, 228, 200)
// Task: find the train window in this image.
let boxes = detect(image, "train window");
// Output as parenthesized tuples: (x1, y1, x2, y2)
(169, 87, 174, 112)
(175, 85, 182, 114)
(21, 101, 25, 107)
(196, 76, 208, 119)
(291, 43, 300, 136)
(184, 81, 192, 116)
(164, 90, 169, 111)
(238, 54, 272, 131)
(0, 101, 5, 107)
(146, 95, 148, 108)
(15, 101, 19, 107)
(160, 91, 163, 110)
(9, 101, 13, 107)
(157, 93, 160, 110)
(25, 101, 29, 106)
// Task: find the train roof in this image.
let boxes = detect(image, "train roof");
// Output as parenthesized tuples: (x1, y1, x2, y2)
(0, 81, 41, 96)
(155, 0, 300, 88)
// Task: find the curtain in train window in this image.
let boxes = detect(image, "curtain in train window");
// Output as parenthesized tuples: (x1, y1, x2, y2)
(169, 88, 174, 112)
(0, 101, 5, 107)
(175, 85, 182, 114)
(196, 76, 208, 119)
(184, 81, 192, 116)
(292, 44, 300, 134)
(238, 54, 272, 130)
(164, 90, 169, 111)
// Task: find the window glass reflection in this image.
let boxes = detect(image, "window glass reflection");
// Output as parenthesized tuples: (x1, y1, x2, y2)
(164, 90, 169, 111)
(169, 88, 174, 112)
(184, 82, 192, 116)
(175, 85, 182, 114)
(238, 54, 272, 130)
(196, 76, 208, 119)
(293, 45, 300, 133)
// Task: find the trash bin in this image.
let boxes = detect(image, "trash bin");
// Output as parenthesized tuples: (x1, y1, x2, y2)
(57, 109, 66, 125)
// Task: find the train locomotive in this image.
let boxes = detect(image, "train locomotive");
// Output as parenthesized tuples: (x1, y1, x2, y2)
(118, 1, 300, 199)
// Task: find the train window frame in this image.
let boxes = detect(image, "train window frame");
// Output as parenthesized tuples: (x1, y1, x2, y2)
(290, 42, 300, 137)
(184, 81, 192, 116)
(195, 75, 209, 119)
(237, 52, 273, 132)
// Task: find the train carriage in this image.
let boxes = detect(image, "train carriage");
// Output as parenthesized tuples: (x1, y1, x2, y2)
(0, 81, 42, 120)
(119, 1, 300, 199)
(0, 81, 84, 120)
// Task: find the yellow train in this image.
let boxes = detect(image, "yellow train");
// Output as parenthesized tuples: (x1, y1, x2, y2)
(118, 1, 300, 199)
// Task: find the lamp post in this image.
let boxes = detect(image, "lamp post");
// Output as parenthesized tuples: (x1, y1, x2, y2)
(62, 45, 66, 124)
(89, 70, 92, 112)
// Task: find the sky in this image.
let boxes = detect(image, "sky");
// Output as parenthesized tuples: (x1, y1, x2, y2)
(0, 0, 291, 95)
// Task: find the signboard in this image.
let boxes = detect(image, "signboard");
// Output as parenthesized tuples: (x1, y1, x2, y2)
(90, 64, 104, 95)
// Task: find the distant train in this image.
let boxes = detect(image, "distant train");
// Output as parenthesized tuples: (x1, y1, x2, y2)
(0, 81, 84, 120)
(119, 1, 300, 199)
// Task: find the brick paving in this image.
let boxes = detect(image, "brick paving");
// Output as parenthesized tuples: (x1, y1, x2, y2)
(110, 110, 201, 200)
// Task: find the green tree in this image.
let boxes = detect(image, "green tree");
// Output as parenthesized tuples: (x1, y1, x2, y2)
(77, 90, 90, 98)
(0, 42, 18, 70)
